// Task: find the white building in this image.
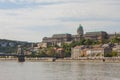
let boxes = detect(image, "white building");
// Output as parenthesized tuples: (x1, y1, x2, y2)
(71, 45, 112, 59)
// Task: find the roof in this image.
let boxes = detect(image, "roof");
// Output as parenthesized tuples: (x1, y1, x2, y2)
(86, 31, 107, 35)
(78, 24, 83, 30)
(74, 46, 85, 49)
(57, 48, 64, 51)
(52, 33, 72, 38)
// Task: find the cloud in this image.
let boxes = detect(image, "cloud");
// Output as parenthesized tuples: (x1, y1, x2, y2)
(0, 0, 120, 42)
(0, 0, 67, 9)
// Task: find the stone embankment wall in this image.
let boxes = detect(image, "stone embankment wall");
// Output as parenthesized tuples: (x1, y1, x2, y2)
(0, 57, 120, 62)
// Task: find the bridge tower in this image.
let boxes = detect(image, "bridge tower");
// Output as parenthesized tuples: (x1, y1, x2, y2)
(17, 45, 25, 62)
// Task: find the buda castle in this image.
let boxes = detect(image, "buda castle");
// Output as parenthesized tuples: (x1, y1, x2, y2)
(40, 24, 112, 47)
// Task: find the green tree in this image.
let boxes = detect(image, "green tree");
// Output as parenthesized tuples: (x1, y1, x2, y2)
(104, 53, 112, 57)
(78, 39, 86, 45)
(112, 51, 118, 57)
(37, 50, 47, 57)
(110, 37, 120, 44)
(84, 39, 93, 45)
(61, 43, 71, 57)
(104, 51, 118, 57)
(46, 47, 56, 57)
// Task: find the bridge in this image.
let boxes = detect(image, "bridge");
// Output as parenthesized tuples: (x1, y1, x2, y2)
(0, 45, 25, 62)
(0, 54, 25, 62)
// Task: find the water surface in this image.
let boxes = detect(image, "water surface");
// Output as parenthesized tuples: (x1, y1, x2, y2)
(0, 61, 120, 80)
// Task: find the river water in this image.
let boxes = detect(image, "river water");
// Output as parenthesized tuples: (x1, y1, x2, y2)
(0, 61, 120, 80)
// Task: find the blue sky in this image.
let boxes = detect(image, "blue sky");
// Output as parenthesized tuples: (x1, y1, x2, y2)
(0, 0, 120, 42)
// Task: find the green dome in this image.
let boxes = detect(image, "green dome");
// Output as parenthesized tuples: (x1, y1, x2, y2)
(77, 24, 84, 36)
(78, 24, 83, 30)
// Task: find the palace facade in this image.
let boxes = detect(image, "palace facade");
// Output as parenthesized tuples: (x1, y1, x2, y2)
(41, 24, 112, 47)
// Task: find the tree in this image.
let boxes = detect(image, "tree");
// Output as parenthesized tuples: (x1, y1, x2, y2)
(84, 39, 93, 45)
(61, 43, 71, 57)
(36, 49, 47, 57)
(110, 37, 120, 44)
(104, 51, 118, 57)
(112, 51, 118, 57)
(46, 47, 56, 57)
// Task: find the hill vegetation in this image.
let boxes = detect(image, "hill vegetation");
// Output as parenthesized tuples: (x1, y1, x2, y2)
(0, 39, 32, 54)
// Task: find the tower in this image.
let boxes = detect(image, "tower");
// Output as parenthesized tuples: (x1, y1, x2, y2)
(77, 24, 84, 36)
(17, 45, 25, 62)
(17, 45, 24, 55)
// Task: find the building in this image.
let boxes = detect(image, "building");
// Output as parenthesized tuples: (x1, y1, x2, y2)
(87, 47, 112, 57)
(77, 24, 84, 36)
(72, 24, 84, 41)
(71, 45, 112, 59)
(42, 24, 110, 47)
(37, 42, 48, 48)
(42, 24, 84, 46)
(85, 31, 108, 42)
(42, 33, 72, 46)
(71, 46, 85, 59)
(56, 48, 64, 58)
(112, 44, 120, 56)
(0, 42, 8, 47)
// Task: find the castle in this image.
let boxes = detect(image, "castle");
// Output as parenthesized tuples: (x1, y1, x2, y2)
(40, 24, 115, 47)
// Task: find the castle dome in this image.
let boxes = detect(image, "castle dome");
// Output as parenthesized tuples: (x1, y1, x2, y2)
(77, 24, 84, 36)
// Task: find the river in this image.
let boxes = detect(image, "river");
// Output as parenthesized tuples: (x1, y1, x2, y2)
(0, 61, 120, 80)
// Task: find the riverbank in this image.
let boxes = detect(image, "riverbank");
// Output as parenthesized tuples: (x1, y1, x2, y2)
(0, 57, 120, 62)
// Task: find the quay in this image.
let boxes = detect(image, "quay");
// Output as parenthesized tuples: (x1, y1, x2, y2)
(0, 56, 120, 62)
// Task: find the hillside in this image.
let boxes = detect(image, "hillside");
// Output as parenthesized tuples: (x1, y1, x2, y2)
(0, 39, 33, 54)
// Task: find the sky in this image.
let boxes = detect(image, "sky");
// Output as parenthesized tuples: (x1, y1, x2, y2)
(0, 0, 120, 42)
